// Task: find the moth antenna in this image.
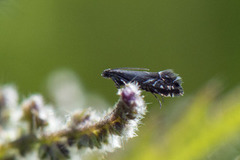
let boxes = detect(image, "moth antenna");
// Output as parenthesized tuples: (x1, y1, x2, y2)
(152, 93, 162, 108)
(113, 67, 150, 71)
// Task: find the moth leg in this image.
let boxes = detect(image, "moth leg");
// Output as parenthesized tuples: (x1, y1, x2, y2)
(152, 93, 162, 108)
(112, 77, 121, 88)
(161, 96, 164, 104)
(120, 79, 127, 85)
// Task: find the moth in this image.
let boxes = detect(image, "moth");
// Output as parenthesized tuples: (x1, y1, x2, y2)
(102, 68, 184, 106)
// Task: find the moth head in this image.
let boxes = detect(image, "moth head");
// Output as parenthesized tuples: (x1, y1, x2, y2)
(158, 70, 184, 96)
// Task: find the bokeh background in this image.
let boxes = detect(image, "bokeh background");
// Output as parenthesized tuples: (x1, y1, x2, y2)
(1, 0, 240, 160)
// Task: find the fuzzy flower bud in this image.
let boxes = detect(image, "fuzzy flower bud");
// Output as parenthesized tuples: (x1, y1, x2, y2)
(0, 83, 148, 160)
(22, 95, 48, 132)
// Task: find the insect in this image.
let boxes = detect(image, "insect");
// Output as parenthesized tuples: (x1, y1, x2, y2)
(101, 68, 184, 106)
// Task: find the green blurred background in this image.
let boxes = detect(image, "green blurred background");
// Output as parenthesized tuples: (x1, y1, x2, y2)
(1, 0, 240, 159)
(1, 0, 240, 98)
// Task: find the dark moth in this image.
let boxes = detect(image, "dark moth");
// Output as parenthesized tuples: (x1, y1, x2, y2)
(102, 68, 184, 98)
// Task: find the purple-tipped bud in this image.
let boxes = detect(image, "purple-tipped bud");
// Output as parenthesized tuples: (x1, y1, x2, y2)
(119, 83, 141, 106)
